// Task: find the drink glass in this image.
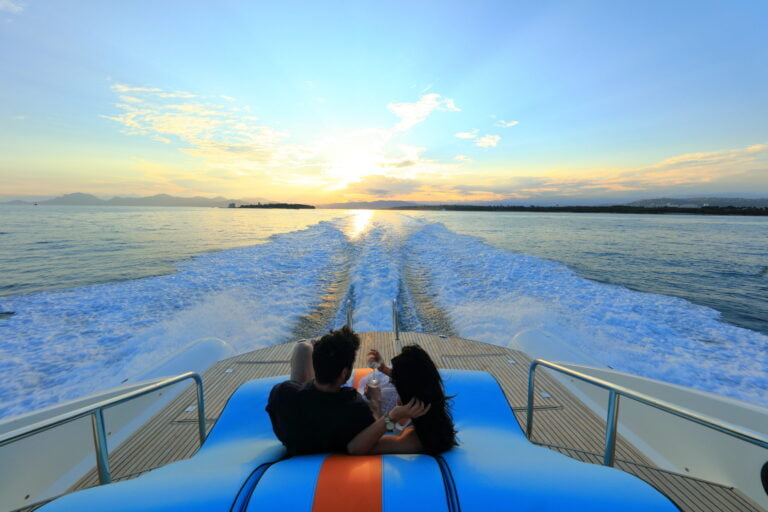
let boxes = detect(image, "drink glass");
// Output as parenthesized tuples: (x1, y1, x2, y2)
(368, 359, 380, 388)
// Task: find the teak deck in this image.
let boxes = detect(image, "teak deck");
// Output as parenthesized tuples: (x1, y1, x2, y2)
(65, 332, 762, 512)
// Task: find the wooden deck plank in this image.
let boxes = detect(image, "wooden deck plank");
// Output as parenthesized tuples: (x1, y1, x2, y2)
(62, 332, 763, 512)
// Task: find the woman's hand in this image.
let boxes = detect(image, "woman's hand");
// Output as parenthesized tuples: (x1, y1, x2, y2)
(367, 349, 392, 376)
(347, 397, 426, 455)
(390, 398, 431, 422)
(367, 349, 383, 366)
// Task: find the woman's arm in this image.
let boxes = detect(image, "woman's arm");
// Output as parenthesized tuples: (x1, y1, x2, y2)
(347, 399, 430, 455)
(364, 384, 382, 419)
(370, 428, 422, 454)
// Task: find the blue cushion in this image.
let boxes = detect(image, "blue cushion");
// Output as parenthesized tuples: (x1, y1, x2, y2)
(39, 376, 288, 512)
(244, 453, 449, 512)
(382, 454, 448, 512)
(440, 369, 678, 511)
(245, 454, 327, 511)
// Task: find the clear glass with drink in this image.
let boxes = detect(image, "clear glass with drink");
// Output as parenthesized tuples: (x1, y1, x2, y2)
(368, 358, 380, 388)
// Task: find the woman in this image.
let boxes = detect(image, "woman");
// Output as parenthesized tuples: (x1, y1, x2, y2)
(348, 344, 458, 455)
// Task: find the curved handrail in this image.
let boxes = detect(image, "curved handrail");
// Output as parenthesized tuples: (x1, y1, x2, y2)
(0, 372, 205, 484)
(526, 359, 768, 467)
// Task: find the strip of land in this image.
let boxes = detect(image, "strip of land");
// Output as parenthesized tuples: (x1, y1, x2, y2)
(239, 203, 315, 209)
(388, 205, 768, 216)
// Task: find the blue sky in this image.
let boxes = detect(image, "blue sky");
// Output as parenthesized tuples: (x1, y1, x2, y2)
(1, 0, 767, 203)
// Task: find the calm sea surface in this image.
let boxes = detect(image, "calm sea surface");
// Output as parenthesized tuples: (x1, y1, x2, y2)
(0, 206, 342, 297)
(410, 211, 768, 336)
(2, 207, 765, 337)
(1, 206, 766, 417)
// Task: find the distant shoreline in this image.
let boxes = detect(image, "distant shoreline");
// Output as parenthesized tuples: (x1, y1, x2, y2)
(387, 205, 768, 216)
(239, 203, 314, 209)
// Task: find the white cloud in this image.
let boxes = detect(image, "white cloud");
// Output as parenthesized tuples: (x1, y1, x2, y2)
(454, 130, 478, 139)
(475, 135, 501, 148)
(112, 84, 162, 93)
(388, 93, 460, 132)
(156, 91, 198, 99)
(105, 85, 465, 196)
(497, 120, 519, 128)
(454, 155, 472, 162)
(0, 0, 22, 13)
(105, 84, 292, 172)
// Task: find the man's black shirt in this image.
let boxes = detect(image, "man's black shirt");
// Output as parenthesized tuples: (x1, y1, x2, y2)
(266, 380, 374, 456)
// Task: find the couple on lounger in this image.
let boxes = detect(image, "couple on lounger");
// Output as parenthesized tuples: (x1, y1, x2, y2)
(266, 327, 457, 456)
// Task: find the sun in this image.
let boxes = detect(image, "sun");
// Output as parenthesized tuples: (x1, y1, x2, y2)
(315, 129, 392, 187)
(325, 151, 382, 183)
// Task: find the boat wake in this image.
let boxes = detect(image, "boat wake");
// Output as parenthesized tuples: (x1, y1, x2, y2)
(1, 213, 766, 419)
(407, 222, 768, 407)
(0, 221, 348, 418)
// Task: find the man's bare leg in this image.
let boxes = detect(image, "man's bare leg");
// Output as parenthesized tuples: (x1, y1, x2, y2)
(290, 341, 315, 384)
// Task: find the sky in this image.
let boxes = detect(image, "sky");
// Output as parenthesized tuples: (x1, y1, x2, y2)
(1, 0, 767, 205)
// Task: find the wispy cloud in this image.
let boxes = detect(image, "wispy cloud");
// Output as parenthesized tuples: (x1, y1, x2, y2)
(105, 84, 295, 175)
(446, 144, 768, 202)
(113, 84, 162, 94)
(345, 144, 768, 203)
(345, 175, 423, 197)
(105, 85, 463, 198)
(103, 84, 766, 204)
(496, 120, 519, 127)
(475, 134, 501, 147)
(0, 0, 22, 13)
(454, 130, 478, 139)
(388, 93, 460, 132)
(608, 144, 768, 189)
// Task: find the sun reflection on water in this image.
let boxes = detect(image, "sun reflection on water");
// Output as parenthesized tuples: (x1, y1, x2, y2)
(346, 210, 374, 240)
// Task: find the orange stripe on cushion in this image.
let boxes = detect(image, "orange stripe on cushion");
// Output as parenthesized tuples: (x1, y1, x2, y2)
(352, 367, 373, 390)
(312, 455, 382, 512)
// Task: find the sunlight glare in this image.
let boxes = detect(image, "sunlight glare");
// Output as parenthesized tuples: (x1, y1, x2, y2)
(346, 210, 374, 240)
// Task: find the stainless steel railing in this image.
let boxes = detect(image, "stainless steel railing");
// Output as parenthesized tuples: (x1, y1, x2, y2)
(392, 298, 400, 343)
(0, 372, 205, 485)
(526, 359, 768, 467)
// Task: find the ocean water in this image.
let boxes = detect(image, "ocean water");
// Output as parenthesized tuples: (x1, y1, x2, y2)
(0, 206, 766, 418)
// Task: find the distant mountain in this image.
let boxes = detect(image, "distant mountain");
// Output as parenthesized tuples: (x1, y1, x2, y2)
(37, 193, 274, 207)
(42, 193, 105, 205)
(626, 197, 768, 208)
(0, 199, 32, 205)
(319, 200, 422, 209)
(107, 194, 242, 207)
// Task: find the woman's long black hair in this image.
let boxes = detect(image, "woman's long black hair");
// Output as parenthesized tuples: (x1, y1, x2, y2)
(390, 344, 458, 454)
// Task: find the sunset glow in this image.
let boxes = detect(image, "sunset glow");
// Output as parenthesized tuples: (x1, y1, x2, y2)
(1, 1, 766, 204)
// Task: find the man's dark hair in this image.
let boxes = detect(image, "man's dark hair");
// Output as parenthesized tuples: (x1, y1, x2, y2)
(312, 326, 360, 384)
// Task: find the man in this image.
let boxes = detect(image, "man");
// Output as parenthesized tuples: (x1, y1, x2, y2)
(266, 327, 375, 455)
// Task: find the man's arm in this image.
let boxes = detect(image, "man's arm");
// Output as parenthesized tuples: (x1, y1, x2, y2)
(346, 416, 389, 455)
(370, 428, 422, 454)
(346, 399, 430, 455)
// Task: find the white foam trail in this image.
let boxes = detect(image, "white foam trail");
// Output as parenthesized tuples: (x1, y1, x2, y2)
(3, 214, 765, 419)
(0, 221, 347, 419)
(333, 213, 423, 332)
(409, 223, 768, 407)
